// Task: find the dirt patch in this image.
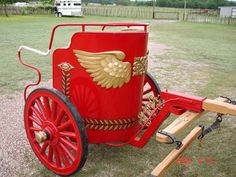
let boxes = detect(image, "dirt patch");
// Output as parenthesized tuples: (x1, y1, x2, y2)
(148, 42, 174, 56)
(0, 93, 39, 177)
(147, 41, 209, 94)
(0, 79, 54, 177)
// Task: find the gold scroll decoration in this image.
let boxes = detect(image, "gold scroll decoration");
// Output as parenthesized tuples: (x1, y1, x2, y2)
(74, 50, 131, 89)
(84, 118, 136, 130)
(133, 55, 148, 76)
(58, 62, 74, 97)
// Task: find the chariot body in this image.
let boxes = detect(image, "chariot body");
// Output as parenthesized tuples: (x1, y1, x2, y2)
(18, 23, 236, 176)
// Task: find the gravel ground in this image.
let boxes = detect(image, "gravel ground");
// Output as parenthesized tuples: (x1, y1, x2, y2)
(0, 80, 52, 177)
(0, 41, 210, 176)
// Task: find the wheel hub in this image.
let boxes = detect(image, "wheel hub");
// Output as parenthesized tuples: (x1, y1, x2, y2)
(35, 131, 48, 143)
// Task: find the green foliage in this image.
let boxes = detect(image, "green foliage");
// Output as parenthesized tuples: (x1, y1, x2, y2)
(156, 0, 236, 9)
(40, 0, 54, 5)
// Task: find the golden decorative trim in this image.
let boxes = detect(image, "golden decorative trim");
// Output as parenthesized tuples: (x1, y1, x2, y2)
(74, 50, 131, 89)
(84, 118, 136, 130)
(58, 62, 74, 97)
(138, 96, 161, 127)
(133, 55, 148, 76)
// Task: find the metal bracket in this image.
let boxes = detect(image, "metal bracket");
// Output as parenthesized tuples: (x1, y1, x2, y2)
(157, 130, 183, 150)
(198, 114, 223, 139)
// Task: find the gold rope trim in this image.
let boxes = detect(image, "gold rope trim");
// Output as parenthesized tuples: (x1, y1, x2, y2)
(58, 62, 74, 97)
(138, 96, 161, 127)
(84, 118, 136, 130)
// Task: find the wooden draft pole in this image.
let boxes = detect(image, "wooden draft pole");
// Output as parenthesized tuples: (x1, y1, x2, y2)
(156, 97, 236, 143)
(150, 126, 203, 177)
(153, 96, 236, 176)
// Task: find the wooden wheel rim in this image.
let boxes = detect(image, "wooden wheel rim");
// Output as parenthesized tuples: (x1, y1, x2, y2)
(24, 88, 87, 176)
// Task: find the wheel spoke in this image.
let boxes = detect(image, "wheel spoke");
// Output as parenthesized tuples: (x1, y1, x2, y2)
(54, 107, 65, 126)
(30, 126, 41, 131)
(59, 131, 76, 139)
(31, 106, 45, 122)
(59, 142, 75, 162)
(58, 120, 72, 131)
(47, 145, 53, 162)
(142, 98, 149, 101)
(43, 96, 51, 119)
(53, 146, 61, 168)
(51, 101, 57, 122)
(40, 142, 49, 154)
(29, 116, 42, 127)
(56, 146, 70, 167)
(143, 88, 152, 95)
(60, 137, 78, 151)
(35, 98, 47, 120)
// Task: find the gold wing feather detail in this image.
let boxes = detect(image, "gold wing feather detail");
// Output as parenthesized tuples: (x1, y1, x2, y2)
(74, 50, 131, 88)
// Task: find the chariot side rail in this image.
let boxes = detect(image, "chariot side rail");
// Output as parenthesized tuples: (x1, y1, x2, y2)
(17, 23, 148, 101)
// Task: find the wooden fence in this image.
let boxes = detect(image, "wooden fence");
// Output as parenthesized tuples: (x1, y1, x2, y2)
(0, 6, 53, 15)
(83, 6, 182, 20)
(1, 5, 235, 25)
(186, 14, 236, 25)
(154, 11, 180, 20)
(83, 6, 153, 19)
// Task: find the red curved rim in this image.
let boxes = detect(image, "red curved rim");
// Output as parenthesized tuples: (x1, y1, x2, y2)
(24, 89, 83, 176)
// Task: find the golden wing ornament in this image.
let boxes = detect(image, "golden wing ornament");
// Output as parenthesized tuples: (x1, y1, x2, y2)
(74, 50, 131, 88)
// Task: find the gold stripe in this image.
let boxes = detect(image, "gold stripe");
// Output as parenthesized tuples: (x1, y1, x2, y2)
(84, 118, 137, 131)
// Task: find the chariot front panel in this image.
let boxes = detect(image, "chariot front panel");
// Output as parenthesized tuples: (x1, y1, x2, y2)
(53, 31, 148, 143)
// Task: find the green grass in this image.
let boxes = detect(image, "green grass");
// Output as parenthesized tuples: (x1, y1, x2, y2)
(0, 15, 140, 94)
(1, 15, 236, 177)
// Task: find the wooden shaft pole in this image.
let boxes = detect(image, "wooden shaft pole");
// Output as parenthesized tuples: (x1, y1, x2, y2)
(156, 97, 229, 144)
(151, 126, 203, 177)
(202, 98, 236, 116)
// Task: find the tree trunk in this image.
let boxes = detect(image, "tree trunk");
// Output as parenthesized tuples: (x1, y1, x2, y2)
(4, 3, 8, 17)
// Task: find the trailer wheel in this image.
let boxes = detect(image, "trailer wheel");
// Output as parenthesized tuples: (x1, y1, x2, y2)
(24, 88, 88, 176)
(58, 12, 62, 17)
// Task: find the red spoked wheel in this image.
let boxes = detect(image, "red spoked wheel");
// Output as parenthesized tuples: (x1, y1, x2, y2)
(24, 88, 88, 176)
(140, 73, 161, 128)
(142, 72, 161, 106)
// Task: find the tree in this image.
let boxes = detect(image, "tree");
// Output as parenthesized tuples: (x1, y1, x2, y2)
(40, 0, 54, 5)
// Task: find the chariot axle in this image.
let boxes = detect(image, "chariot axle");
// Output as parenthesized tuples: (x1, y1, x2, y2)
(35, 131, 49, 143)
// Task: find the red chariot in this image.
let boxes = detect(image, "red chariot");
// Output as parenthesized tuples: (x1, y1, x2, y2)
(18, 23, 236, 176)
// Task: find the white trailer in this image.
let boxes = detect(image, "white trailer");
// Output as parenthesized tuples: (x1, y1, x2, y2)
(219, 6, 236, 18)
(55, 0, 83, 17)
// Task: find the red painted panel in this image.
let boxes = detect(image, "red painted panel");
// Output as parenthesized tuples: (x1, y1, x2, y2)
(53, 31, 148, 143)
